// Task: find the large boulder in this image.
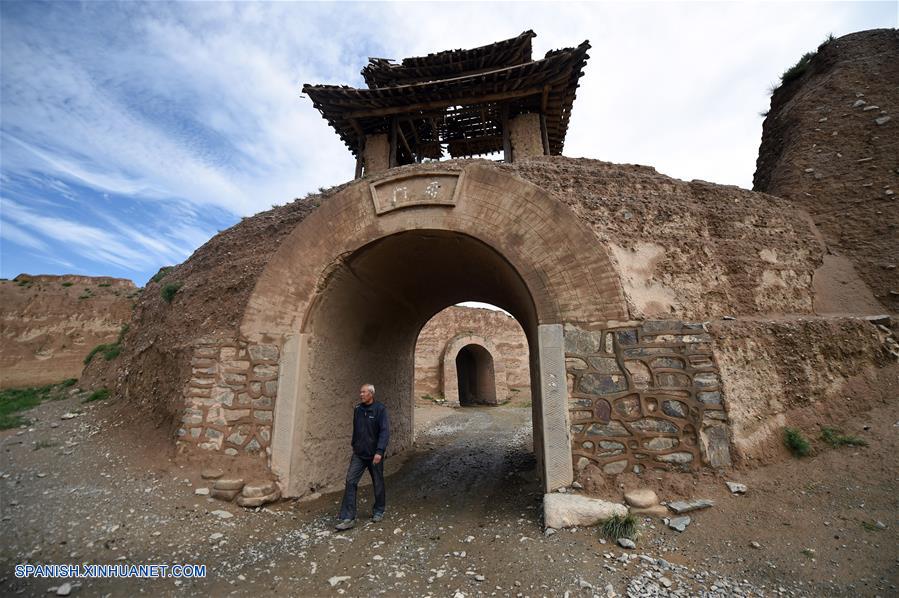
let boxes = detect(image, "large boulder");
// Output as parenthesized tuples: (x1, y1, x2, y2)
(543, 493, 627, 529)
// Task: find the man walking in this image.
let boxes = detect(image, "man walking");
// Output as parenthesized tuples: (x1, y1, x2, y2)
(336, 383, 389, 530)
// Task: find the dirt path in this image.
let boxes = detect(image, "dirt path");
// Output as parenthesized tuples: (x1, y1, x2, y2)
(1, 398, 896, 597)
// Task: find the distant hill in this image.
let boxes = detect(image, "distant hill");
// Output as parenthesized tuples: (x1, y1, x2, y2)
(0, 274, 137, 388)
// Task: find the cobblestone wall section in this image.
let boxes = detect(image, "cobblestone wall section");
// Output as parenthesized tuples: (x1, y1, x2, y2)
(177, 337, 280, 456)
(565, 321, 731, 477)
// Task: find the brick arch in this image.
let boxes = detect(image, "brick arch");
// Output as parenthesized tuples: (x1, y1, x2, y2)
(442, 334, 508, 406)
(241, 164, 626, 339)
(240, 163, 628, 498)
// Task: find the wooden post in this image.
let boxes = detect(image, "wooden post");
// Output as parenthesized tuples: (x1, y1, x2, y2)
(501, 104, 512, 163)
(388, 117, 398, 168)
(540, 113, 551, 156)
(354, 136, 364, 178)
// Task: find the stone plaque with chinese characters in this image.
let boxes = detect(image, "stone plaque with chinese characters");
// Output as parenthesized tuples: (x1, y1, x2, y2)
(369, 171, 463, 215)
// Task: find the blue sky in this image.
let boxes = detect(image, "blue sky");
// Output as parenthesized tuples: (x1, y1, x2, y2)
(1, 2, 895, 286)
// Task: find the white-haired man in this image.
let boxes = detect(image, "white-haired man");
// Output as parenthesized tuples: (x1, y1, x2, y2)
(335, 383, 389, 530)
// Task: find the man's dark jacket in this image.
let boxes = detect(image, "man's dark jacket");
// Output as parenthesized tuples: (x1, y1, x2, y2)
(352, 401, 389, 459)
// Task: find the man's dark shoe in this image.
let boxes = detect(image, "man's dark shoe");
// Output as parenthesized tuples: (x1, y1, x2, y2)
(335, 519, 355, 531)
(371, 513, 384, 523)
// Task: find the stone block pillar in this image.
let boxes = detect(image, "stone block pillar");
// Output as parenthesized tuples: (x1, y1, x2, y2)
(363, 134, 390, 176)
(509, 113, 546, 161)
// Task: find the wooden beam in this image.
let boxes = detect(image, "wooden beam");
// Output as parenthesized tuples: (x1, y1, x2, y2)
(355, 136, 365, 178)
(540, 85, 551, 114)
(501, 104, 512, 163)
(540, 113, 550, 156)
(388, 117, 398, 168)
(396, 121, 414, 163)
(344, 87, 543, 120)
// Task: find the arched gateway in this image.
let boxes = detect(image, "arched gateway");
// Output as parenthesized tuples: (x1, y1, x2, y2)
(240, 165, 628, 497)
(443, 334, 507, 406)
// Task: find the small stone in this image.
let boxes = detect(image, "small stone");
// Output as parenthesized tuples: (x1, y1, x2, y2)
(852, 99, 866, 108)
(210, 509, 233, 520)
(211, 488, 239, 502)
(475, 574, 485, 582)
(875, 116, 892, 126)
(617, 538, 636, 549)
(668, 516, 691, 532)
(210, 532, 224, 541)
(725, 481, 747, 494)
(660, 577, 672, 588)
(201, 468, 224, 480)
(194, 488, 210, 496)
(629, 504, 668, 519)
(60, 413, 77, 420)
(667, 499, 714, 514)
(750, 541, 762, 549)
(862, 105, 880, 111)
(544, 528, 557, 537)
(56, 583, 72, 596)
(624, 489, 659, 508)
(213, 478, 245, 491)
(875, 520, 887, 530)
(237, 489, 280, 508)
(328, 576, 351, 587)
(241, 481, 277, 498)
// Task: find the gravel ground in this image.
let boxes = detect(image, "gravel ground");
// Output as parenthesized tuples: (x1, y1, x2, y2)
(1, 395, 896, 597)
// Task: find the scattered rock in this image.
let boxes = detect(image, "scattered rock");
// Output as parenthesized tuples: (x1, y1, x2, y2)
(237, 488, 281, 508)
(875, 520, 887, 530)
(211, 488, 240, 502)
(750, 541, 762, 549)
(852, 99, 866, 107)
(874, 116, 891, 126)
(629, 504, 669, 519)
(667, 499, 714, 514)
(624, 488, 658, 508)
(617, 538, 636, 549)
(194, 488, 210, 496)
(328, 576, 351, 587)
(544, 528, 557, 537)
(543, 493, 628, 529)
(668, 516, 691, 532)
(56, 583, 72, 596)
(201, 469, 224, 480)
(725, 481, 747, 494)
(210, 510, 233, 520)
(213, 478, 245, 491)
(60, 413, 78, 420)
(241, 480, 277, 498)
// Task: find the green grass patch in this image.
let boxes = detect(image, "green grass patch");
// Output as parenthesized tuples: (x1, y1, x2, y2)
(98, 282, 111, 287)
(83, 324, 129, 365)
(83, 388, 110, 403)
(161, 281, 183, 303)
(0, 382, 74, 429)
(821, 427, 867, 448)
(61, 281, 74, 287)
(600, 514, 639, 541)
(150, 266, 174, 284)
(780, 51, 815, 85)
(784, 427, 811, 457)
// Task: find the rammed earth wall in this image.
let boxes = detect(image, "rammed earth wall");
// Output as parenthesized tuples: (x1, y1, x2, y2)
(565, 320, 731, 478)
(178, 337, 279, 456)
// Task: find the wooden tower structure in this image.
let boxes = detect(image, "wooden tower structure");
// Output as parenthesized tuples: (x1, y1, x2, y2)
(302, 31, 590, 177)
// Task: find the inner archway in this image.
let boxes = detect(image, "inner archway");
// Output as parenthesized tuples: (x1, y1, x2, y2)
(456, 344, 496, 406)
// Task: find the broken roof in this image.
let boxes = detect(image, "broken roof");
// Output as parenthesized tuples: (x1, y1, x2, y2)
(302, 32, 590, 161)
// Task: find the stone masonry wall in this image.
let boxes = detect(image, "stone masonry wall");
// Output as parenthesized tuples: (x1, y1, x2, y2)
(177, 336, 280, 456)
(565, 321, 731, 479)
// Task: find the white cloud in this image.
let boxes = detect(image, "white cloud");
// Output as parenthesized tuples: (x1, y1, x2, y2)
(0, 220, 50, 252)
